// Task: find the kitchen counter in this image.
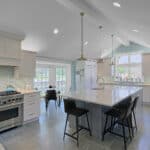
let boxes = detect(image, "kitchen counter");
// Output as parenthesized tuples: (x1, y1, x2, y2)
(63, 85, 142, 107)
(18, 90, 40, 94)
(99, 81, 150, 87)
(63, 85, 143, 138)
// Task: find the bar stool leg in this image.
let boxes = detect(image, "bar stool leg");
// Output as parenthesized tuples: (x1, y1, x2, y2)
(133, 111, 137, 131)
(102, 115, 108, 141)
(76, 116, 79, 147)
(129, 115, 134, 137)
(127, 118, 132, 140)
(63, 114, 69, 140)
(86, 113, 92, 136)
(122, 124, 127, 150)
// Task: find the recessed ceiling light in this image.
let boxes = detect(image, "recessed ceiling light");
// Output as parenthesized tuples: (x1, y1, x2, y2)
(53, 28, 59, 34)
(113, 2, 121, 8)
(132, 29, 139, 33)
(84, 41, 88, 46)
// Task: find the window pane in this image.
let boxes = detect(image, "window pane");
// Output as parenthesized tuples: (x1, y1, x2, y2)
(130, 54, 142, 63)
(118, 55, 128, 64)
(56, 67, 67, 92)
(115, 54, 142, 81)
(34, 67, 49, 96)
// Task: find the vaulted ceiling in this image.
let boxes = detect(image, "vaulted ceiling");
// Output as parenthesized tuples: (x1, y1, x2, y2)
(0, 0, 149, 61)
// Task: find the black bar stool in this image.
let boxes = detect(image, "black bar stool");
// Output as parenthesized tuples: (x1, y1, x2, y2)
(63, 99, 92, 146)
(102, 96, 134, 150)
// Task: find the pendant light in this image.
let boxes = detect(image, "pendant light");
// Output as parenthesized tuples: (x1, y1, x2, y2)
(110, 34, 115, 66)
(97, 25, 104, 63)
(77, 12, 87, 61)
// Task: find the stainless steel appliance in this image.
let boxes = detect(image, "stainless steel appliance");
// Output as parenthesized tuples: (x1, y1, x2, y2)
(0, 91, 23, 132)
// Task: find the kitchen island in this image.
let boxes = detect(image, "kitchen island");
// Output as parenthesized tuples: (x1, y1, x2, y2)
(63, 85, 143, 138)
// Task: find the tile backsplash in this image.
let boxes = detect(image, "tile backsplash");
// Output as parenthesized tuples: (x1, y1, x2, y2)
(0, 66, 34, 91)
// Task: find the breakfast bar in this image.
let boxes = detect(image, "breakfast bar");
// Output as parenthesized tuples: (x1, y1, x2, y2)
(63, 85, 143, 138)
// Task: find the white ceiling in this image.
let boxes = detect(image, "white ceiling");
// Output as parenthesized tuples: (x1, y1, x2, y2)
(0, 0, 150, 61)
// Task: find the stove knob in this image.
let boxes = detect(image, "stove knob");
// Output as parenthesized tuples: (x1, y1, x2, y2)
(3, 101, 6, 105)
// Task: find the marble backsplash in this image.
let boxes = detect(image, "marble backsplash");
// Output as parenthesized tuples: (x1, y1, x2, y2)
(0, 77, 34, 91)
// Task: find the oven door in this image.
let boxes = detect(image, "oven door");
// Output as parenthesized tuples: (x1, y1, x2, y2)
(0, 102, 23, 131)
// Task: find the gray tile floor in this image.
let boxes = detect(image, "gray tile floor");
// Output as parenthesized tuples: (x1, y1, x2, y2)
(0, 101, 150, 150)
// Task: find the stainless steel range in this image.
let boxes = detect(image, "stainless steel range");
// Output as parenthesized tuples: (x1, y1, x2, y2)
(0, 91, 23, 132)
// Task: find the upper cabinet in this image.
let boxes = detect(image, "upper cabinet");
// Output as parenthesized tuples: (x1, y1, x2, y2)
(4, 38, 21, 59)
(0, 36, 5, 57)
(0, 31, 24, 66)
(15, 50, 36, 78)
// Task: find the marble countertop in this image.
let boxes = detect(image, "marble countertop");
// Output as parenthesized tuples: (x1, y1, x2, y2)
(100, 81, 150, 87)
(63, 85, 142, 107)
(18, 89, 40, 94)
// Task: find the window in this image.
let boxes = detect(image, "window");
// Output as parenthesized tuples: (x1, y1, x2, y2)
(115, 54, 142, 81)
(130, 54, 142, 63)
(118, 55, 128, 64)
(56, 67, 67, 92)
(34, 67, 49, 96)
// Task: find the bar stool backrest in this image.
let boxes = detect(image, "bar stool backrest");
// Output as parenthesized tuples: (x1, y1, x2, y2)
(114, 96, 132, 109)
(64, 99, 76, 113)
(132, 96, 139, 111)
(120, 97, 133, 121)
(45, 90, 57, 100)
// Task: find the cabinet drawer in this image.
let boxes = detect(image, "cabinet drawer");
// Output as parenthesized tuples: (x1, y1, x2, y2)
(24, 111, 39, 122)
(24, 105, 39, 114)
(24, 104, 40, 121)
(24, 93, 40, 103)
(24, 100, 39, 108)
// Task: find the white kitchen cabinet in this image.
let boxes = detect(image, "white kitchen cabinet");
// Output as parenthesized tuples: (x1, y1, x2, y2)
(23, 92, 40, 123)
(143, 87, 150, 102)
(0, 36, 5, 57)
(15, 50, 36, 78)
(142, 54, 150, 102)
(97, 58, 111, 77)
(0, 32, 24, 66)
(142, 53, 150, 79)
(4, 38, 21, 59)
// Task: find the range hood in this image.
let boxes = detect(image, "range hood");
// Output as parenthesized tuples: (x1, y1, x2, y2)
(0, 57, 20, 66)
(0, 30, 24, 67)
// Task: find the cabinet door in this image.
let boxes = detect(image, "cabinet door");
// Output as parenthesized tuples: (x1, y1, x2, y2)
(0, 36, 5, 57)
(143, 87, 150, 102)
(24, 92, 40, 122)
(98, 58, 111, 77)
(142, 54, 150, 78)
(20, 51, 36, 77)
(5, 38, 21, 59)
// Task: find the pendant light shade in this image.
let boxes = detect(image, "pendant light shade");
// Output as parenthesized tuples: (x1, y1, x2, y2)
(77, 12, 87, 61)
(97, 25, 104, 63)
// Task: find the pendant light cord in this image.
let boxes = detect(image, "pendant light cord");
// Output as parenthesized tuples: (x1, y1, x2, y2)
(99, 25, 103, 58)
(80, 12, 84, 58)
(111, 34, 114, 58)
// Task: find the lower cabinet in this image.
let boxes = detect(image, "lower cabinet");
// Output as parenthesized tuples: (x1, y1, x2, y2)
(23, 92, 40, 123)
(143, 87, 150, 103)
